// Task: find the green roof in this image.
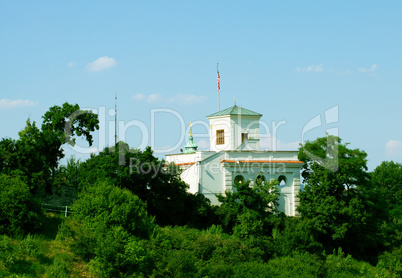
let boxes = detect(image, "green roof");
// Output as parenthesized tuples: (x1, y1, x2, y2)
(184, 138, 198, 153)
(207, 105, 262, 117)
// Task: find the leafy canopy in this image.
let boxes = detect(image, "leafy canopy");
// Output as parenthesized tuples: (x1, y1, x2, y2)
(216, 178, 280, 236)
(371, 161, 402, 219)
(0, 102, 99, 192)
(297, 135, 383, 261)
(78, 142, 216, 227)
(0, 174, 43, 235)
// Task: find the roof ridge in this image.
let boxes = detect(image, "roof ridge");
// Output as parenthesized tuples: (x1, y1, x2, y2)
(207, 105, 262, 117)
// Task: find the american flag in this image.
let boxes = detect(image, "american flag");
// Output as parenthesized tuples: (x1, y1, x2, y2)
(217, 68, 220, 92)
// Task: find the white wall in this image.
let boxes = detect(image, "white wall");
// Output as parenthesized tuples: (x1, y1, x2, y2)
(199, 152, 225, 205)
(180, 163, 199, 194)
(208, 117, 232, 152)
(208, 115, 261, 151)
(230, 116, 261, 150)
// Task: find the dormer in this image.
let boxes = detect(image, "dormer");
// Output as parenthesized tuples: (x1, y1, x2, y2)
(206, 105, 262, 152)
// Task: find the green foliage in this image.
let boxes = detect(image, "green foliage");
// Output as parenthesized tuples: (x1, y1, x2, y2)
(299, 135, 369, 184)
(147, 226, 389, 278)
(18, 234, 40, 256)
(54, 156, 81, 189)
(17, 120, 51, 191)
(44, 254, 70, 278)
(149, 225, 269, 277)
(0, 231, 75, 278)
(71, 181, 154, 238)
(371, 161, 402, 219)
(2, 108, 402, 276)
(0, 102, 99, 193)
(0, 121, 50, 192)
(377, 248, 402, 277)
(0, 174, 43, 235)
(325, 248, 385, 278)
(298, 135, 384, 261)
(273, 217, 324, 256)
(0, 235, 15, 269)
(42, 102, 99, 147)
(263, 252, 325, 278)
(41, 102, 99, 176)
(0, 138, 18, 173)
(61, 181, 155, 276)
(216, 178, 280, 236)
(233, 209, 266, 238)
(78, 143, 216, 227)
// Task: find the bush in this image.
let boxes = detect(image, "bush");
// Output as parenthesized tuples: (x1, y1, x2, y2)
(0, 235, 15, 269)
(17, 234, 39, 256)
(60, 181, 155, 277)
(148, 226, 273, 277)
(44, 255, 70, 278)
(326, 249, 383, 277)
(264, 252, 325, 278)
(273, 217, 324, 256)
(377, 248, 402, 277)
(0, 174, 43, 235)
(71, 181, 154, 238)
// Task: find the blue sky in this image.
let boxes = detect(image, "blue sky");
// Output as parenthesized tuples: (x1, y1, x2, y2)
(1, 0, 401, 170)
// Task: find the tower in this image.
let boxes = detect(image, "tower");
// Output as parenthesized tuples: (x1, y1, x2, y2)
(206, 105, 262, 152)
(184, 122, 198, 154)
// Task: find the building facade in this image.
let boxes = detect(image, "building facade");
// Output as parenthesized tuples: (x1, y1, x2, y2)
(166, 105, 302, 216)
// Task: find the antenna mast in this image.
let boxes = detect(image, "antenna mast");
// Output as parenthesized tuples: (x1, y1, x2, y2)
(115, 90, 117, 146)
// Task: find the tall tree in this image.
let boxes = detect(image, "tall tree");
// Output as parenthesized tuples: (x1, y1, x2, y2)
(216, 178, 280, 236)
(0, 138, 18, 174)
(371, 161, 402, 219)
(15, 120, 49, 191)
(297, 135, 383, 262)
(0, 102, 99, 193)
(41, 102, 99, 173)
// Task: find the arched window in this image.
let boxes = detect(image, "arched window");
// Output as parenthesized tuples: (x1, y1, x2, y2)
(234, 175, 245, 186)
(241, 133, 248, 143)
(278, 175, 287, 187)
(255, 174, 266, 185)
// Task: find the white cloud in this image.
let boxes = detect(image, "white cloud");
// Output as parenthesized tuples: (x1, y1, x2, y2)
(0, 98, 38, 110)
(385, 140, 402, 158)
(132, 93, 145, 101)
(358, 64, 377, 72)
(147, 93, 164, 103)
(67, 61, 75, 67)
(260, 136, 300, 151)
(168, 94, 208, 105)
(132, 93, 207, 105)
(86, 56, 117, 72)
(132, 93, 163, 103)
(296, 64, 324, 73)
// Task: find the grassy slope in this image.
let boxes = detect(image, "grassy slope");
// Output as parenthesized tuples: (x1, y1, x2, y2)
(0, 213, 89, 278)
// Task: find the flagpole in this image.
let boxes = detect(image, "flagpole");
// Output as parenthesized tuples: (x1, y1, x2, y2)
(217, 63, 220, 112)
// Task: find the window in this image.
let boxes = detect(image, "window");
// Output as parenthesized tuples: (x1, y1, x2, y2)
(241, 133, 248, 143)
(216, 129, 224, 145)
(234, 175, 245, 185)
(255, 174, 266, 185)
(278, 175, 287, 187)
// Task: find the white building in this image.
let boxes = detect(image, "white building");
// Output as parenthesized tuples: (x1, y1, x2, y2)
(166, 105, 302, 216)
